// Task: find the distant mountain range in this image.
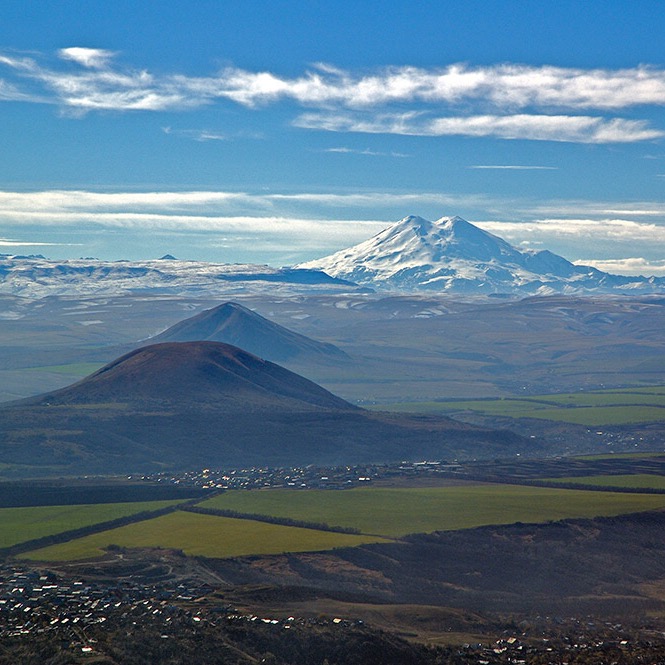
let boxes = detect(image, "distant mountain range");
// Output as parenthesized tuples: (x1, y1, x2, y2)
(298, 215, 665, 295)
(0, 341, 529, 476)
(3, 215, 661, 297)
(0, 255, 354, 297)
(147, 301, 346, 363)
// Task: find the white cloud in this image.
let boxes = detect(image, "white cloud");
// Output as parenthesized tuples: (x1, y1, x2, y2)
(516, 201, 665, 219)
(262, 190, 493, 210)
(0, 209, 386, 241)
(1, 189, 665, 269)
(0, 78, 33, 101)
(58, 47, 116, 69)
(469, 165, 558, 170)
(163, 126, 227, 141)
(1, 190, 663, 232)
(0, 190, 388, 250)
(478, 217, 665, 243)
(0, 51, 664, 143)
(0, 190, 252, 213)
(162, 126, 263, 142)
(323, 147, 410, 157)
(0, 53, 38, 73)
(190, 63, 665, 110)
(0, 188, 495, 216)
(295, 112, 663, 143)
(0, 238, 69, 247)
(574, 257, 665, 277)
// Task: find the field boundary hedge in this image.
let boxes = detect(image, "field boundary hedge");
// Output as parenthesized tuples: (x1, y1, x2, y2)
(181, 504, 362, 535)
(1, 499, 199, 559)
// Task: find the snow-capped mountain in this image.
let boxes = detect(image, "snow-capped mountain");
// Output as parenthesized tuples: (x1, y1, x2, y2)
(297, 215, 665, 295)
(0, 255, 354, 298)
(3, 216, 663, 298)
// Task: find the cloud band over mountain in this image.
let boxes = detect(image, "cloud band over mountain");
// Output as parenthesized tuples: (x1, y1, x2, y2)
(1, 188, 665, 275)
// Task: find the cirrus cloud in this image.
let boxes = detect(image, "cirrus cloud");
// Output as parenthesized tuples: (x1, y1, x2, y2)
(479, 217, 665, 244)
(295, 112, 663, 143)
(0, 237, 71, 247)
(58, 47, 116, 69)
(0, 50, 664, 143)
(0, 188, 664, 272)
(574, 257, 665, 276)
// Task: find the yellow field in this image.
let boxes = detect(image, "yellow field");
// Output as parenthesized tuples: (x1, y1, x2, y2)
(0, 500, 181, 548)
(20, 510, 390, 561)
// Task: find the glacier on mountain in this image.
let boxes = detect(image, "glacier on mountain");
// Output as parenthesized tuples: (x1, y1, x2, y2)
(2, 215, 663, 298)
(297, 215, 665, 295)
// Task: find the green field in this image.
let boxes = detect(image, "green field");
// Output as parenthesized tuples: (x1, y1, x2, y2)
(0, 500, 181, 548)
(15, 482, 665, 562)
(577, 452, 665, 461)
(509, 405, 665, 426)
(546, 474, 665, 490)
(373, 388, 665, 426)
(604, 386, 665, 395)
(20, 511, 390, 561)
(370, 398, 541, 416)
(199, 485, 665, 537)
(26, 362, 103, 376)
(539, 393, 665, 407)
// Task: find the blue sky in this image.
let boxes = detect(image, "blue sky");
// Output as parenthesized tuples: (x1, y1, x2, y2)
(2, 0, 665, 274)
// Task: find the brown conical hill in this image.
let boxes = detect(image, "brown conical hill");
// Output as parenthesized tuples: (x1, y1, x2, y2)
(25, 341, 352, 411)
(148, 302, 346, 362)
(0, 342, 532, 476)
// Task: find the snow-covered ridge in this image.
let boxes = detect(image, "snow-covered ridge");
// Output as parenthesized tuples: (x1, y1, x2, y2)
(3, 215, 664, 298)
(0, 255, 352, 298)
(297, 215, 665, 295)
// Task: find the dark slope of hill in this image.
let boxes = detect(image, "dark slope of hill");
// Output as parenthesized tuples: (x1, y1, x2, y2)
(0, 342, 530, 477)
(24, 341, 351, 411)
(147, 302, 346, 363)
(209, 510, 665, 618)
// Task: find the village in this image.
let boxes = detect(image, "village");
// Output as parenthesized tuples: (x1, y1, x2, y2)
(0, 562, 369, 659)
(130, 451, 665, 494)
(1, 556, 657, 665)
(131, 460, 461, 491)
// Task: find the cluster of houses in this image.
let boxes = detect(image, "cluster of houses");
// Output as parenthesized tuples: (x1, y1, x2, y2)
(459, 621, 636, 665)
(0, 565, 213, 643)
(132, 459, 460, 491)
(0, 563, 357, 657)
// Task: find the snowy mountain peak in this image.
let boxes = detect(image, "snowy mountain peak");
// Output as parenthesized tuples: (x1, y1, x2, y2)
(298, 214, 520, 280)
(297, 214, 665, 295)
(356, 214, 519, 264)
(438, 215, 472, 229)
(438, 215, 490, 240)
(373, 215, 432, 243)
